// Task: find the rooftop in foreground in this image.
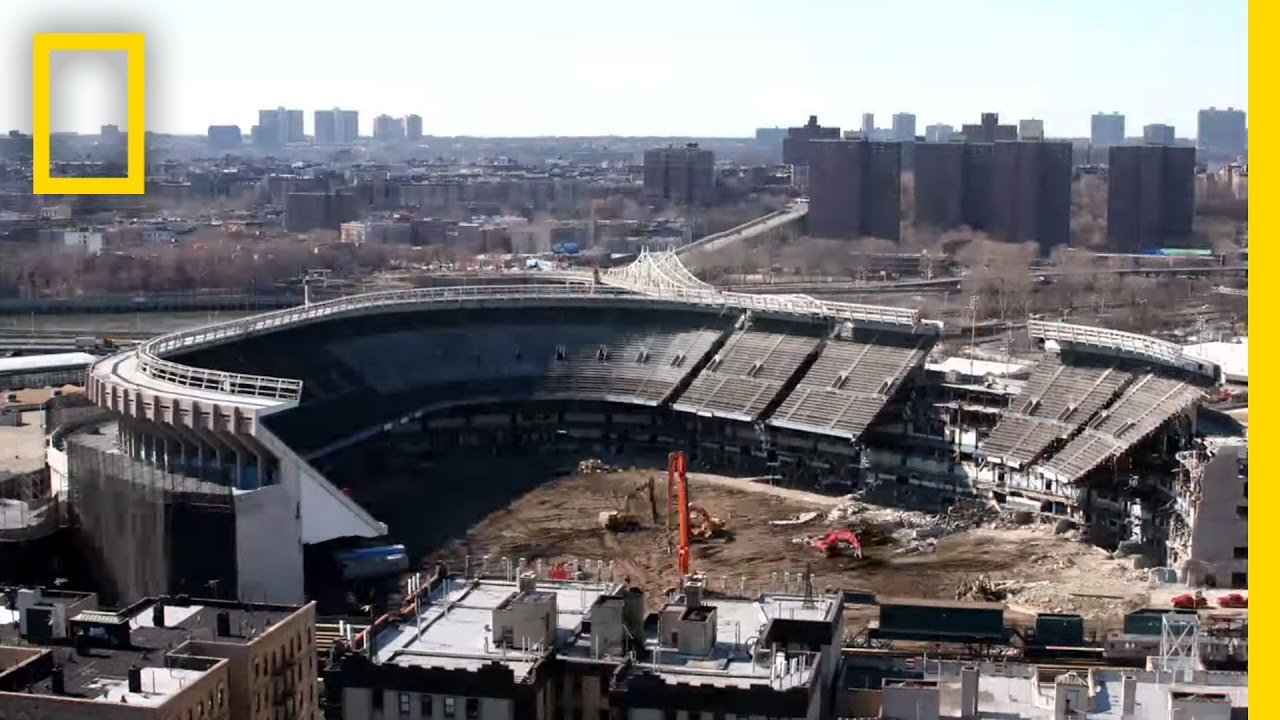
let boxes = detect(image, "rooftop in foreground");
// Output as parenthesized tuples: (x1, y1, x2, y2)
(370, 576, 620, 681)
(0, 588, 302, 705)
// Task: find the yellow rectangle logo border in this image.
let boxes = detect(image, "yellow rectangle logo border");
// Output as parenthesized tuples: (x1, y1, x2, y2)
(32, 33, 145, 195)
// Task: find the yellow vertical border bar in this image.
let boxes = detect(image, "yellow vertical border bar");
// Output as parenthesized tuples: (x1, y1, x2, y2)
(1247, 0, 1264, 715)
(30, 34, 52, 193)
(31, 33, 145, 195)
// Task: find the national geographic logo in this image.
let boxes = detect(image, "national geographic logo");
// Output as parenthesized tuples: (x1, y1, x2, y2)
(32, 33, 144, 194)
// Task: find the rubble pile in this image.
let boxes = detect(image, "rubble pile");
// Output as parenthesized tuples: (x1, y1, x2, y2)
(825, 497, 1024, 539)
(954, 574, 1022, 602)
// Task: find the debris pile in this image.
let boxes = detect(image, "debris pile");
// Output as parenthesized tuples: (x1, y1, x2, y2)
(824, 497, 1018, 538)
(954, 574, 1018, 602)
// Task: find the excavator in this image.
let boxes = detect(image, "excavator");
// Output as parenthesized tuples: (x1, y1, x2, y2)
(599, 475, 659, 532)
(810, 529, 863, 559)
(669, 450, 692, 576)
(666, 450, 730, 576)
(689, 505, 727, 540)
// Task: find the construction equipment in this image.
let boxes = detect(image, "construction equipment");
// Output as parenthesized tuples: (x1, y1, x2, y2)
(598, 510, 641, 532)
(689, 505, 727, 540)
(1171, 591, 1209, 609)
(810, 529, 863, 559)
(668, 451, 691, 576)
(1216, 593, 1248, 609)
(578, 458, 614, 474)
(599, 476, 658, 533)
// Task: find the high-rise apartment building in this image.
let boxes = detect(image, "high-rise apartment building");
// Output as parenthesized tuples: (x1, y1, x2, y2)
(1090, 112, 1126, 146)
(315, 108, 359, 144)
(1143, 123, 1176, 146)
(1106, 144, 1196, 251)
(892, 113, 917, 141)
(254, 107, 304, 147)
(914, 138, 1071, 253)
(406, 114, 424, 141)
(642, 143, 716, 205)
(924, 124, 955, 142)
(1197, 106, 1247, 160)
(861, 113, 876, 135)
(373, 114, 406, 142)
(807, 139, 902, 241)
(961, 113, 1017, 142)
(782, 115, 842, 167)
(207, 125, 242, 150)
(1019, 119, 1045, 140)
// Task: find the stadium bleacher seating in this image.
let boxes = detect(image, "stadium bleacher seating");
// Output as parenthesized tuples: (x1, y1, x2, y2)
(1042, 373, 1208, 481)
(327, 324, 723, 406)
(671, 328, 821, 422)
(768, 331, 932, 441)
(982, 353, 1134, 467)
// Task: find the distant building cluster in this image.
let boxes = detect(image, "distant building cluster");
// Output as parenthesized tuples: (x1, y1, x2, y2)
(771, 105, 1239, 252)
(236, 107, 427, 148)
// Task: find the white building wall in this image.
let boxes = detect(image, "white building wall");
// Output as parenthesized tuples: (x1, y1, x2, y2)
(233, 483, 304, 604)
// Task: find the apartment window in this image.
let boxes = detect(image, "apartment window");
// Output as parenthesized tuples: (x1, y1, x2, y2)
(421, 695, 434, 716)
(466, 698, 480, 719)
(1234, 546, 1248, 560)
(373, 691, 384, 710)
(398, 693, 412, 716)
(444, 697, 457, 718)
(1231, 572, 1247, 588)
(1237, 505, 1248, 519)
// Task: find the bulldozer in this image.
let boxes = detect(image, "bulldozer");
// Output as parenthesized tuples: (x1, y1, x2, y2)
(599, 475, 659, 533)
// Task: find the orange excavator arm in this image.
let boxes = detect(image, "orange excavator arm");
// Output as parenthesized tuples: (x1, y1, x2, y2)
(668, 451, 690, 576)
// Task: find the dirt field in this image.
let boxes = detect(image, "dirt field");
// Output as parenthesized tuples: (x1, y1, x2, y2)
(423, 466, 1152, 620)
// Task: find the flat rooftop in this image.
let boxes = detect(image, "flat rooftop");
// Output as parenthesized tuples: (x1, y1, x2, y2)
(0, 410, 45, 476)
(935, 665, 1248, 719)
(0, 594, 300, 703)
(634, 593, 837, 690)
(371, 578, 618, 680)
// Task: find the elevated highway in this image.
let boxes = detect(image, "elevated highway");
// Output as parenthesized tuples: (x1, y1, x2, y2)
(724, 264, 1248, 295)
(676, 201, 809, 258)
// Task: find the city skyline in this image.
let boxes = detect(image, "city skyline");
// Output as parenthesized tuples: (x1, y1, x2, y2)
(8, 0, 1246, 137)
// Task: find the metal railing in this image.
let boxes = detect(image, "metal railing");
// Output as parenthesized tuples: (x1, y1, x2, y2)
(1027, 320, 1216, 377)
(128, 277, 927, 402)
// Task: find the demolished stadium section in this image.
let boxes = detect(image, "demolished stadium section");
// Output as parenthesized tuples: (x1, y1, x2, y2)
(75, 252, 1224, 603)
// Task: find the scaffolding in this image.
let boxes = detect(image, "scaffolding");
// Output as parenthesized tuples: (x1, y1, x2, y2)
(1157, 613, 1201, 678)
(66, 432, 236, 604)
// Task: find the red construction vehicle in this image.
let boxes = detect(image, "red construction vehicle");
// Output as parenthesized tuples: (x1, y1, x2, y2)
(810, 529, 863, 559)
(1217, 593, 1248, 609)
(1171, 592, 1209, 609)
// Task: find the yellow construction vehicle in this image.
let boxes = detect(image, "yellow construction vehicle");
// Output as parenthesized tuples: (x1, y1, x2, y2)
(598, 510, 642, 532)
(599, 476, 658, 533)
(689, 505, 727, 540)
(578, 458, 615, 474)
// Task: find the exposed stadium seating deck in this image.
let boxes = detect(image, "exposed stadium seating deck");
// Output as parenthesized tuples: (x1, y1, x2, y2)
(670, 327, 822, 422)
(768, 330, 932, 441)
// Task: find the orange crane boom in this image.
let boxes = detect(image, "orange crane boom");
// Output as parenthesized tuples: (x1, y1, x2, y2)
(668, 450, 691, 576)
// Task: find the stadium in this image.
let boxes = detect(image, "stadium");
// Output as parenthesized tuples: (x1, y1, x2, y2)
(71, 250, 1231, 607)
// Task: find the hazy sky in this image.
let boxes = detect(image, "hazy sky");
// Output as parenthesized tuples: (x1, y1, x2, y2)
(6, 0, 1248, 138)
